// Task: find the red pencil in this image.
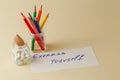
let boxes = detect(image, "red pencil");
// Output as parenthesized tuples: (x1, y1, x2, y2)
(21, 12, 35, 34)
(37, 5, 42, 22)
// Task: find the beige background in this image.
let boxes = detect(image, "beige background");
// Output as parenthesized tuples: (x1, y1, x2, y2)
(0, 0, 120, 80)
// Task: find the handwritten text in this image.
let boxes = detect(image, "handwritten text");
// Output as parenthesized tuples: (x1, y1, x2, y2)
(51, 54, 85, 64)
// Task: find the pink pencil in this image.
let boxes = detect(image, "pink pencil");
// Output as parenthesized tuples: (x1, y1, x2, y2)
(28, 17, 39, 34)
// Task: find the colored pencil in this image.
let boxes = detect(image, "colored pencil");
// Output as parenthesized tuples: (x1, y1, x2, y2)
(28, 12, 34, 21)
(33, 5, 37, 20)
(21, 12, 35, 34)
(32, 5, 37, 51)
(37, 5, 42, 22)
(28, 17, 39, 34)
(40, 13, 49, 29)
(28, 12, 35, 51)
(35, 18, 41, 33)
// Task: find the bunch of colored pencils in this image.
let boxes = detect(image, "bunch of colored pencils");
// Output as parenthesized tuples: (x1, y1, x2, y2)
(21, 5, 49, 51)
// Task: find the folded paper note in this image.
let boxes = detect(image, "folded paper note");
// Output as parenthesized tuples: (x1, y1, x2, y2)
(30, 46, 99, 72)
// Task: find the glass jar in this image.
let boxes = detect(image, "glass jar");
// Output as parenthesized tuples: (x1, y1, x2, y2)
(30, 33, 46, 52)
(12, 43, 31, 65)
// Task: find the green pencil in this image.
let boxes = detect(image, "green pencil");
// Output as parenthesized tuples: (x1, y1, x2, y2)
(33, 5, 37, 20)
(31, 5, 37, 51)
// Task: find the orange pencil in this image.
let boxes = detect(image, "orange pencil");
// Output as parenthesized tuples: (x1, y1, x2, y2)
(37, 5, 42, 22)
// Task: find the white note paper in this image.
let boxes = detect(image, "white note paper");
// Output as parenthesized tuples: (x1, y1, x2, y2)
(30, 46, 99, 72)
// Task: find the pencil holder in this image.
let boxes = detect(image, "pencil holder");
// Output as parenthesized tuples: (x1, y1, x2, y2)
(12, 43, 31, 65)
(30, 33, 46, 52)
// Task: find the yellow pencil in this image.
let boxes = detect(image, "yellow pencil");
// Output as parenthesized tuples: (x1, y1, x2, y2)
(40, 13, 49, 29)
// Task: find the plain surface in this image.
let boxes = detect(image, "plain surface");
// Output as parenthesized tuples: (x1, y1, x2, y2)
(0, 0, 120, 80)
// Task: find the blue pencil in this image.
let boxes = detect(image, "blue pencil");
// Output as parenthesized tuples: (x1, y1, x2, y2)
(35, 18, 41, 33)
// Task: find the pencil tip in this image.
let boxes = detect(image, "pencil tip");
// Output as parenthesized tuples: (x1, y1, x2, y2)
(28, 12, 30, 16)
(21, 12, 23, 15)
(20, 12, 25, 18)
(34, 5, 36, 12)
(47, 13, 49, 17)
(41, 5, 42, 9)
